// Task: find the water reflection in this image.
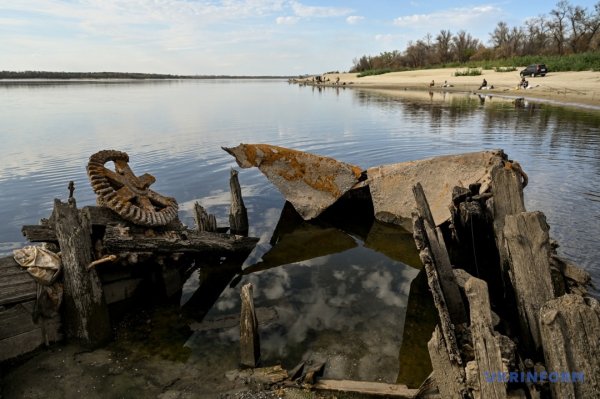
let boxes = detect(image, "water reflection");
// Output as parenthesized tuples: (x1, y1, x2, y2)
(180, 197, 425, 383)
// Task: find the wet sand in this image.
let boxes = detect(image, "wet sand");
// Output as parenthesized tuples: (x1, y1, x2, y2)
(319, 68, 600, 109)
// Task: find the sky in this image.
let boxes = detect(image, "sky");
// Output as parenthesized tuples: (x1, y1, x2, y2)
(1, 0, 598, 75)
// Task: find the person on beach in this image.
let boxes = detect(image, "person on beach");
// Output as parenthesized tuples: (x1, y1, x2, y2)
(519, 77, 529, 89)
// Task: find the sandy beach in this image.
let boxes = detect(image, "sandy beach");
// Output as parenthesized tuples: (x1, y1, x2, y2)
(317, 68, 600, 109)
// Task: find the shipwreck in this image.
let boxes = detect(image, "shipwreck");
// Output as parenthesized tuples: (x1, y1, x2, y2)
(1, 144, 597, 399)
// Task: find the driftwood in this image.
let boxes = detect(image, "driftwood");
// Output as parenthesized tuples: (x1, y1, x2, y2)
(465, 277, 507, 399)
(229, 169, 249, 236)
(503, 211, 555, 352)
(539, 294, 600, 399)
(52, 199, 111, 347)
(193, 201, 217, 232)
(240, 283, 260, 367)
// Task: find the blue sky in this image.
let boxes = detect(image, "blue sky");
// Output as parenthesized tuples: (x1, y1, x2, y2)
(1, 1, 597, 75)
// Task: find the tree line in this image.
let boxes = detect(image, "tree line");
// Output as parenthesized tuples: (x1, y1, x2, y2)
(351, 0, 600, 72)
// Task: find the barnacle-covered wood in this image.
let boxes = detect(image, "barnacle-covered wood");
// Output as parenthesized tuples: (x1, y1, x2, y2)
(87, 150, 178, 226)
(223, 144, 363, 220)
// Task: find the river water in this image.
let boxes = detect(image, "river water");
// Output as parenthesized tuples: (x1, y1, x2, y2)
(1, 80, 599, 387)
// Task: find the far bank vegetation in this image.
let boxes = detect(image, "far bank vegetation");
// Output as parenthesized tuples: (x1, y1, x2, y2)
(351, 1, 600, 74)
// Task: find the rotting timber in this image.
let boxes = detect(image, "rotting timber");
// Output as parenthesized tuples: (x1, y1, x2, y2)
(1, 149, 258, 361)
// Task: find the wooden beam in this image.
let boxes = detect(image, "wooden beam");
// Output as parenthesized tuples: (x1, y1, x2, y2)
(427, 326, 467, 399)
(102, 226, 258, 257)
(465, 277, 507, 399)
(490, 164, 525, 271)
(503, 211, 554, 352)
(53, 199, 111, 347)
(314, 379, 418, 398)
(412, 183, 467, 323)
(540, 294, 600, 399)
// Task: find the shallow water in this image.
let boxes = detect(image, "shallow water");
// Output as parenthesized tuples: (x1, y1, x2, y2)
(1, 80, 599, 386)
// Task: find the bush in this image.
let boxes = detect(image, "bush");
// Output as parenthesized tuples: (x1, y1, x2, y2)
(454, 68, 482, 76)
(494, 66, 517, 72)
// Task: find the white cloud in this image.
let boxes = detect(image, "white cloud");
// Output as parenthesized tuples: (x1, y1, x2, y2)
(393, 5, 500, 29)
(346, 15, 364, 25)
(276, 15, 299, 25)
(290, 1, 352, 18)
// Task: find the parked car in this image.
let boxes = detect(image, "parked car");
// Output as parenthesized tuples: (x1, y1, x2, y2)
(520, 64, 547, 77)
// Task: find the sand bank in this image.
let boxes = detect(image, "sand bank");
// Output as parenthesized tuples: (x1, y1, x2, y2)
(317, 68, 600, 109)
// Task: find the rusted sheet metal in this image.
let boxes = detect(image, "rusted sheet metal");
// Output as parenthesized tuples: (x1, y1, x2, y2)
(223, 144, 363, 220)
(368, 150, 504, 229)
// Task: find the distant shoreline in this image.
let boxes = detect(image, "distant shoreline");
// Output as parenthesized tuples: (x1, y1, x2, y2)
(0, 71, 293, 80)
(308, 68, 600, 110)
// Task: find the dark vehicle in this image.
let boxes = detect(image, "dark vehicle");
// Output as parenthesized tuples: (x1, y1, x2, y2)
(520, 64, 547, 77)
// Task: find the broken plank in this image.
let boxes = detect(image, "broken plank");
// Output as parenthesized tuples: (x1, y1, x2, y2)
(539, 294, 600, 399)
(0, 256, 36, 306)
(427, 326, 467, 399)
(21, 225, 57, 243)
(229, 169, 248, 236)
(314, 379, 418, 398)
(193, 202, 217, 233)
(503, 211, 554, 352)
(240, 283, 260, 368)
(102, 226, 258, 257)
(465, 277, 507, 399)
(491, 164, 526, 271)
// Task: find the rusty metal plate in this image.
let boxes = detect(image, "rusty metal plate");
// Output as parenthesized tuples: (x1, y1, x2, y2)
(223, 144, 363, 220)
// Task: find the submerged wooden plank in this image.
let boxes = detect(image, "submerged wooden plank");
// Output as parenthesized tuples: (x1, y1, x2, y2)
(314, 379, 418, 398)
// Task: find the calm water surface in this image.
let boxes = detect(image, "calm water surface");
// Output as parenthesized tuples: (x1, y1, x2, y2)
(1, 80, 599, 384)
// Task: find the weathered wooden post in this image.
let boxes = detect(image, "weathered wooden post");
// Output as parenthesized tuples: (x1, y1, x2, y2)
(503, 211, 555, 352)
(193, 201, 217, 232)
(490, 164, 526, 271)
(413, 183, 466, 325)
(52, 198, 111, 347)
(229, 169, 249, 236)
(240, 283, 260, 367)
(465, 277, 507, 399)
(539, 294, 600, 399)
